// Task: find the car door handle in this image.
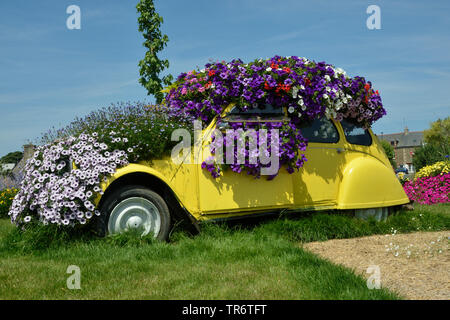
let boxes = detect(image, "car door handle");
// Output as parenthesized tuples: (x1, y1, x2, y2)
(336, 148, 346, 154)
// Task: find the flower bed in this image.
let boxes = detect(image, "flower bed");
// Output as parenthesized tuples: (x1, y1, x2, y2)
(414, 161, 450, 180)
(0, 188, 18, 218)
(165, 55, 386, 177)
(403, 161, 450, 204)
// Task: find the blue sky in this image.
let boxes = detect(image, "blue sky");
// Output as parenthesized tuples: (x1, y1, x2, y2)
(0, 0, 449, 157)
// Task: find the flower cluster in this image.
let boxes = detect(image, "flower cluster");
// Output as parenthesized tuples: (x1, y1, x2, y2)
(166, 56, 385, 127)
(0, 188, 18, 218)
(165, 56, 386, 178)
(414, 161, 449, 180)
(403, 173, 450, 205)
(204, 120, 308, 178)
(396, 172, 410, 186)
(8, 134, 129, 226)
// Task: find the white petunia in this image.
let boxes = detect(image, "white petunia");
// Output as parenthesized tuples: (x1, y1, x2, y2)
(288, 106, 295, 113)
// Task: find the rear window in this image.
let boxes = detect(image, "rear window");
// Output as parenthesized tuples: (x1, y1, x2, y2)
(341, 120, 372, 146)
(299, 117, 339, 143)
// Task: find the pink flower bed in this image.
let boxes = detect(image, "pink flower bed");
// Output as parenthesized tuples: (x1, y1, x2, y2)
(403, 173, 450, 204)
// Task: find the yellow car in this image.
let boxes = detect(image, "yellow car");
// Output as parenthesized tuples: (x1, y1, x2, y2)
(94, 105, 410, 240)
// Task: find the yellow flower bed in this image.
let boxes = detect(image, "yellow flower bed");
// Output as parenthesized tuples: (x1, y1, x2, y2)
(415, 161, 450, 180)
(0, 188, 18, 218)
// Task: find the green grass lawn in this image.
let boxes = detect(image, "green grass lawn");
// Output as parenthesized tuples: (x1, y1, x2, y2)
(0, 203, 448, 300)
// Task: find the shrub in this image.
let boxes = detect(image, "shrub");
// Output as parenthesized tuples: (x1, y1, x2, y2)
(0, 188, 18, 218)
(412, 143, 450, 172)
(39, 102, 193, 163)
(380, 140, 396, 168)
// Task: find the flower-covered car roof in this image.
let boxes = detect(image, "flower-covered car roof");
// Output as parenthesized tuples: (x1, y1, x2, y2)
(165, 55, 386, 128)
(164, 56, 387, 178)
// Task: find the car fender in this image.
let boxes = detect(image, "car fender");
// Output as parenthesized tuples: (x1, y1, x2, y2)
(95, 163, 185, 209)
(337, 157, 410, 209)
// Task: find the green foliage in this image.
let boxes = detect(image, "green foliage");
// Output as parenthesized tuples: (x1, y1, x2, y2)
(380, 140, 396, 168)
(0, 151, 23, 165)
(423, 116, 450, 148)
(39, 102, 193, 164)
(412, 142, 450, 172)
(1, 205, 448, 299)
(253, 207, 449, 243)
(137, 0, 173, 104)
(0, 221, 95, 254)
(0, 219, 398, 300)
(413, 117, 450, 171)
(0, 188, 18, 218)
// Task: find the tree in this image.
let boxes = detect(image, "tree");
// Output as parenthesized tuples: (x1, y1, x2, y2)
(137, 0, 173, 104)
(423, 116, 450, 148)
(0, 151, 23, 164)
(413, 143, 450, 171)
(380, 140, 396, 168)
(412, 117, 450, 171)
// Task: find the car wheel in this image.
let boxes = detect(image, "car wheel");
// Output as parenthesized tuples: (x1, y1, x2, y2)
(97, 185, 171, 241)
(354, 207, 389, 221)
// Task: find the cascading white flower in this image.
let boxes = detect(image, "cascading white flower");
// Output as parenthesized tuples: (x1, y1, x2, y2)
(8, 133, 129, 226)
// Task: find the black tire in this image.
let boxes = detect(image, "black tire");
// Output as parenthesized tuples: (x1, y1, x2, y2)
(95, 185, 171, 241)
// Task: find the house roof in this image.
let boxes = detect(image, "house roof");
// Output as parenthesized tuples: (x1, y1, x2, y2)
(377, 127, 424, 148)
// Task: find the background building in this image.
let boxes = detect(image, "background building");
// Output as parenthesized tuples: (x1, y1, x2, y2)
(378, 127, 424, 173)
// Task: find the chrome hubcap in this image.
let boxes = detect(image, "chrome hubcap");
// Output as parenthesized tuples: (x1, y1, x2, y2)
(108, 197, 161, 237)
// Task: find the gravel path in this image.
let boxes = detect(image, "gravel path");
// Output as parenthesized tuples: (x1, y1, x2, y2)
(302, 231, 450, 300)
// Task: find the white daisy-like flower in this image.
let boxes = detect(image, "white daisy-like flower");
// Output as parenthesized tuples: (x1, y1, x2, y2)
(288, 106, 295, 113)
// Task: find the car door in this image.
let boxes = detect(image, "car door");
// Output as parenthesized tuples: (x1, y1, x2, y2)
(195, 104, 295, 216)
(291, 117, 346, 209)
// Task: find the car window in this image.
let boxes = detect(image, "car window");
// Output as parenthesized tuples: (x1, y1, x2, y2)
(340, 120, 372, 146)
(224, 104, 288, 123)
(228, 104, 284, 115)
(299, 117, 339, 143)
